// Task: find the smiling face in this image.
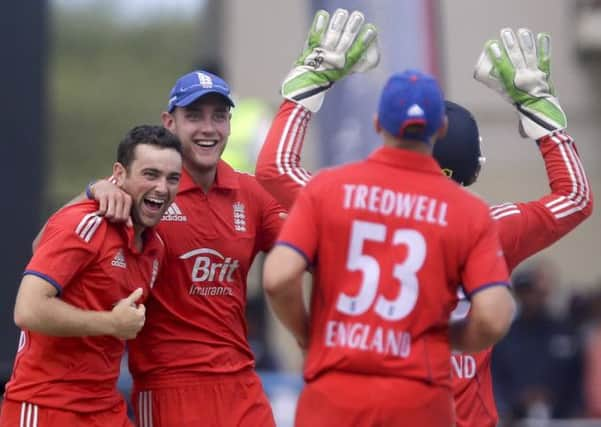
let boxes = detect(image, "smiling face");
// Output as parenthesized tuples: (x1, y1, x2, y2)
(161, 93, 231, 183)
(114, 144, 182, 229)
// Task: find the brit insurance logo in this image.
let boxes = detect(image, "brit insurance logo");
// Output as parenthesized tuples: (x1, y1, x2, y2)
(162, 202, 187, 222)
(179, 248, 240, 297)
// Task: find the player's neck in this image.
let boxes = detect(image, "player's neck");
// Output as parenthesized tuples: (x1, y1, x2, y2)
(132, 225, 145, 252)
(184, 163, 217, 193)
(383, 136, 433, 155)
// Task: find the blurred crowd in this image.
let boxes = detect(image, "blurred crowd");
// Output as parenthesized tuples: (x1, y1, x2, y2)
(490, 259, 601, 425)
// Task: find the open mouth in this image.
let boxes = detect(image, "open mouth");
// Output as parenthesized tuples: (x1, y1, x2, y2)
(194, 140, 218, 148)
(143, 197, 165, 212)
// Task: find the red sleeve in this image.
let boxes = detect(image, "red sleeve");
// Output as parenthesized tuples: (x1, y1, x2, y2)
(489, 132, 593, 271)
(255, 100, 313, 210)
(461, 207, 510, 297)
(26, 207, 104, 295)
(274, 180, 319, 265)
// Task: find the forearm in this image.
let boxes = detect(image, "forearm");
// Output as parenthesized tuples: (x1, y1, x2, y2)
(539, 133, 592, 219)
(266, 279, 309, 348)
(498, 134, 593, 269)
(15, 296, 115, 337)
(256, 100, 312, 210)
(449, 318, 498, 353)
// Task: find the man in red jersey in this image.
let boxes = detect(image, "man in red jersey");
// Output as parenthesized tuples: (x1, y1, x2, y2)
(447, 28, 593, 427)
(0, 125, 182, 427)
(128, 70, 288, 427)
(263, 68, 516, 426)
(256, 26, 593, 427)
(82, 70, 286, 426)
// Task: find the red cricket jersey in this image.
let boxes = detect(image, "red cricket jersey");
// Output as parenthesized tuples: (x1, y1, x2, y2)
(451, 131, 593, 427)
(256, 101, 593, 427)
(277, 146, 510, 388)
(3, 200, 163, 413)
(127, 161, 284, 388)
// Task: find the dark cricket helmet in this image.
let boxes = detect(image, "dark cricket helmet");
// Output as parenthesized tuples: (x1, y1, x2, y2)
(433, 100, 484, 186)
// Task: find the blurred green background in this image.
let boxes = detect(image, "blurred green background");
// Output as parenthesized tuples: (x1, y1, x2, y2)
(48, 1, 205, 212)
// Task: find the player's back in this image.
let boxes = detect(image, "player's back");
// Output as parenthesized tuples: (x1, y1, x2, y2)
(300, 146, 499, 389)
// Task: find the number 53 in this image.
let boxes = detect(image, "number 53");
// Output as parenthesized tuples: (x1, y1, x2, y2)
(336, 220, 426, 321)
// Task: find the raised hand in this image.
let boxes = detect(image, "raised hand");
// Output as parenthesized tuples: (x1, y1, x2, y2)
(281, 8, 379, 112)
(474, 28, 566, 140)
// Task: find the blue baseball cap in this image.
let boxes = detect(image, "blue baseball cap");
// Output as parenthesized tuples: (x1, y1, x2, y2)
(378, 69, 445, 142)
(433, 101, 483, 186)
(167, 70, 235, 112)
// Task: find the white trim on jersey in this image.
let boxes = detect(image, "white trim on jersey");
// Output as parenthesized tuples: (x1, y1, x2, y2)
(155, 232, 165, 248)
(75, 213, 102, 242)
(20, 402, 38, 427)
(138, 390, 154, 427)
(545, 133, 591, 219)
(490, 133, 590, 222)
(490, 203, 520, 220)
(275, 103, 312, 186)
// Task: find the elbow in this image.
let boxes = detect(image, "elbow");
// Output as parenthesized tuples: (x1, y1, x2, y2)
(573, 183, 594, 220)
(463, 287, 516, 352)
(477, 294, 516, 345)
(14, 304, 34, 330)
(262, 254, 296, 299)
(262, 270, 283, 298)
(583, 191, 594, 219)
(479, 305, 515, 344)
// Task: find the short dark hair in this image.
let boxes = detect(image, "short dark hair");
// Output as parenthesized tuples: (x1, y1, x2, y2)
(117, 125, 182, 168)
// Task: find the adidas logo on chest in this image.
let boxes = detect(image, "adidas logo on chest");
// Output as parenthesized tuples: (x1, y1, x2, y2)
(162, 202, 188, 222)
(111, 249, 127, 269)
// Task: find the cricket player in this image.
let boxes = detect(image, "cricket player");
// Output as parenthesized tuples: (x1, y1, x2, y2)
(0, 125, 182, 427)
(447, 28, 593, 427)
(263, 63, 515, 425)
(80, 70, 286, 425)
(256, 23, 593, 427)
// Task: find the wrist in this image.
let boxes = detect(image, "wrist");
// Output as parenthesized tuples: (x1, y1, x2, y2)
(85, 180, 97, 200)
(99, 310, 117, 337)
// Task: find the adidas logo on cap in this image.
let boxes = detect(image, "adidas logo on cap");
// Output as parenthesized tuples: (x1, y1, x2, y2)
(407, 104, 425, 117)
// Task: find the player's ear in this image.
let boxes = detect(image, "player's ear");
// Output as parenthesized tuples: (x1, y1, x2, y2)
(436, 114, 449, 139)
(112, 162, 127, 187)
(373, 114, 382, 134)
(161, 111, 176, 132)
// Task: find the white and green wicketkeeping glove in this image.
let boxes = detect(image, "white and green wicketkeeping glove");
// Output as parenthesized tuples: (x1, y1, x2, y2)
(281, 8, 380, 112)
(474, 28, 567, 140)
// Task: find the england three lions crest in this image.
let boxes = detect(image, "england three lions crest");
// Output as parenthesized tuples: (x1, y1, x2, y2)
(233, 202, 246, 232)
